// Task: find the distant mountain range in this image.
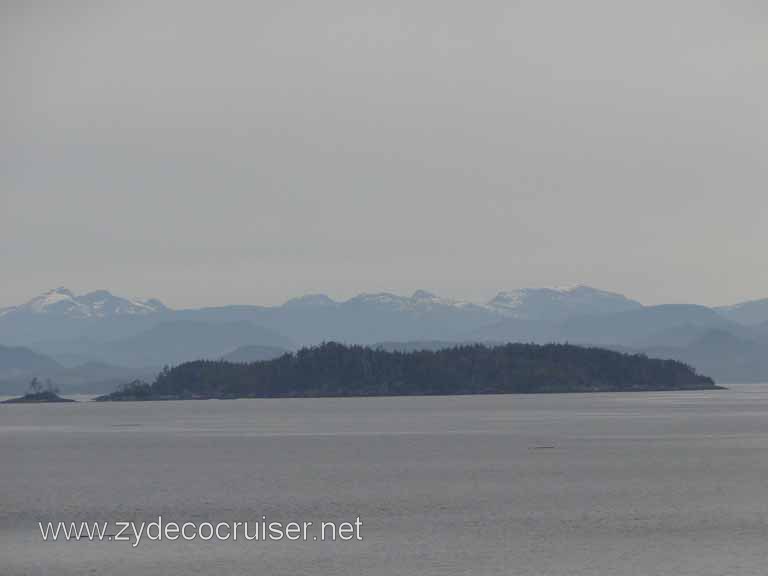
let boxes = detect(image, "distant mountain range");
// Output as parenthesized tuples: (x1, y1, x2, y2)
(2, 285, 768, 392)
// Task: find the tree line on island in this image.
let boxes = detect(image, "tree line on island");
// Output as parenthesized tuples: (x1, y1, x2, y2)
(96, 342, 718, 401)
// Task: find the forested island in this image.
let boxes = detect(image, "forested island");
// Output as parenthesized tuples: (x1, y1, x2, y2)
(96, 342, 718, 401)
(2, 378, 75, 404)
(2, 391, 76, 404)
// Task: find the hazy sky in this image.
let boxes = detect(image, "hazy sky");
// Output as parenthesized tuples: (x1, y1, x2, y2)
(2, 0, 767, 309)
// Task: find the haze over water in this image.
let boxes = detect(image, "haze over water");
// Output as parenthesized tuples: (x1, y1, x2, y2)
(3, 385, 768, 575)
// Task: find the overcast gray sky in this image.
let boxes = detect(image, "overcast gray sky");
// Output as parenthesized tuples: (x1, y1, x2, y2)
(2, 0, 766, 309)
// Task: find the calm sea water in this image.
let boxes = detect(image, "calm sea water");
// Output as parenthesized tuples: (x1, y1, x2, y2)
(3, 385, 768, 575)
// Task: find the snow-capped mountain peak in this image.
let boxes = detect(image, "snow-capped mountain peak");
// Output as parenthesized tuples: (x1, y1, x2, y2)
(342, 290, 477, 313)
(487, 285, 642, 320)
(26, 287, 79, 313)
(282, 294, 339, 309)
(347, 292, 407, 307)
(408, 290, 476, 310)
(0, 288, 169, 319)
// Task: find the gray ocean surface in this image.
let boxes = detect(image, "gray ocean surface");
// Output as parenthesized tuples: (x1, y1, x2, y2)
(3, 384, 768, 575)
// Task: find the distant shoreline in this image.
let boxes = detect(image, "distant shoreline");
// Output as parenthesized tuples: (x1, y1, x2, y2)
(95, 386, 727, 403)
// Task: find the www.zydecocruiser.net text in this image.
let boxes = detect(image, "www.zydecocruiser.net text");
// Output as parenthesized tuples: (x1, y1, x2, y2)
(39, 516, 364, 547)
